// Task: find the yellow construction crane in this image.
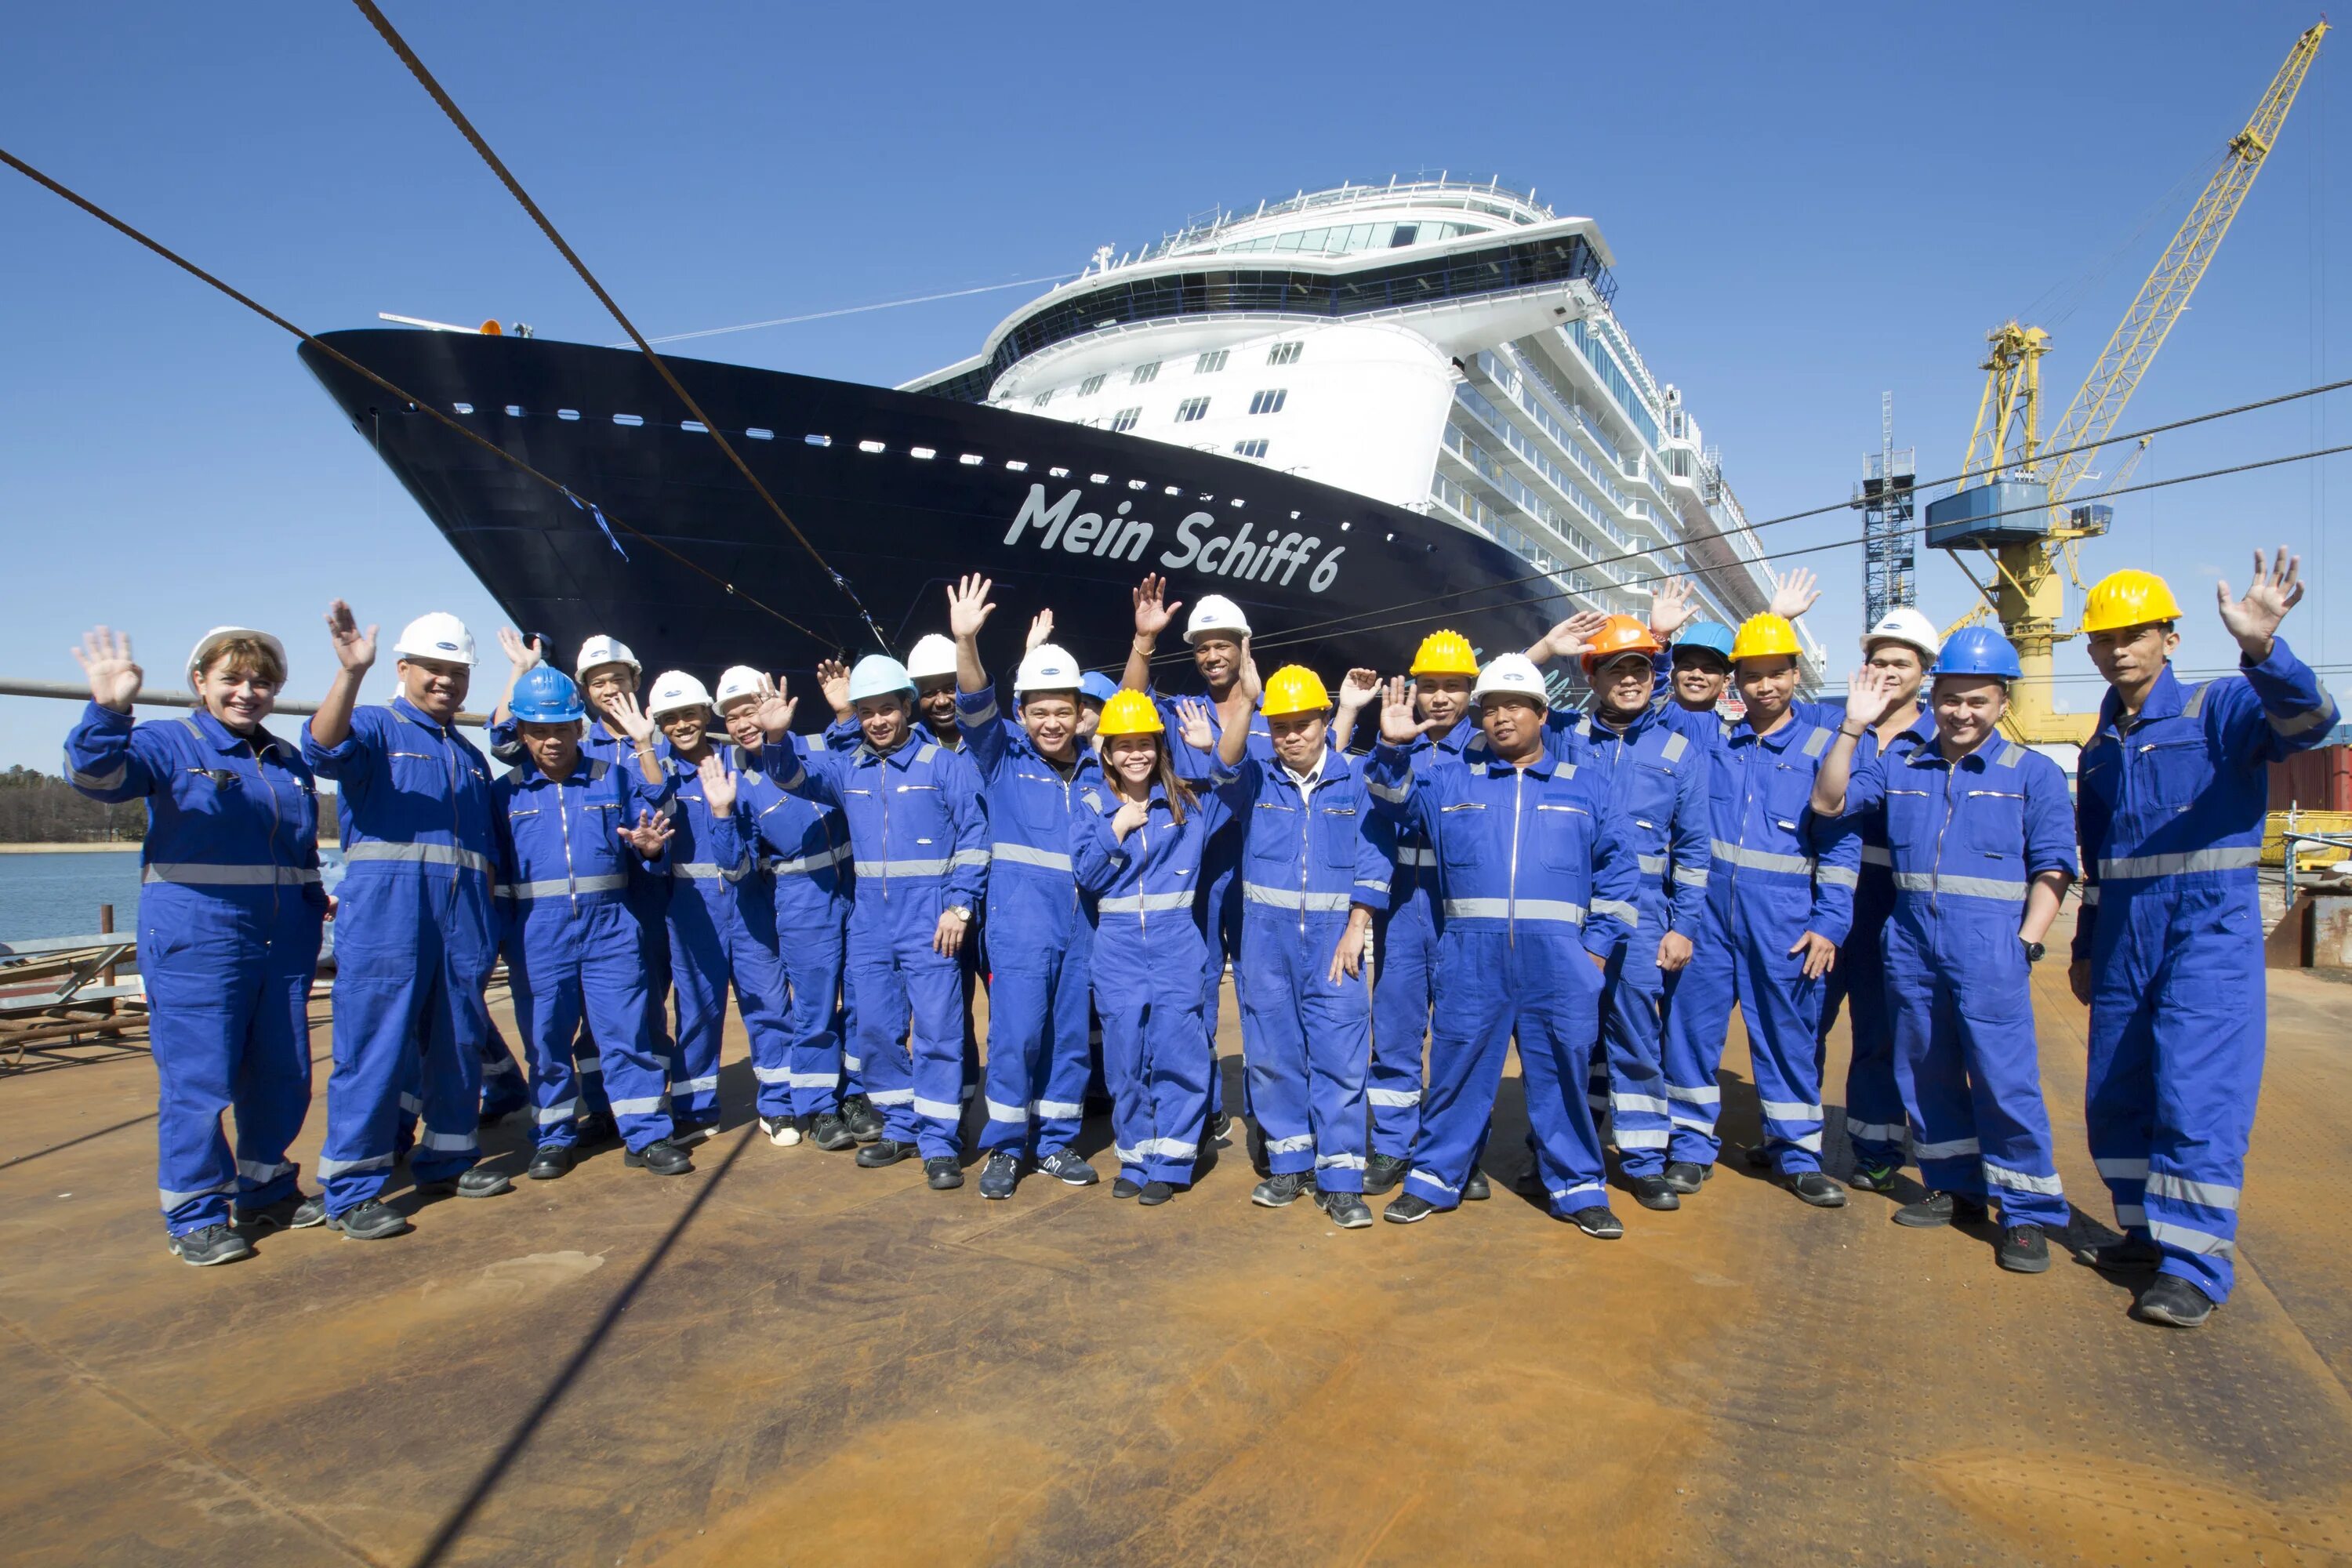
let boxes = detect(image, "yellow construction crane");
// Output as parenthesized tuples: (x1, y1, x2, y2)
(1927, 18, 2328, 745)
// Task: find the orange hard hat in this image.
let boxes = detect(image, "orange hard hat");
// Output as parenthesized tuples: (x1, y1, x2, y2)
(1579, 614, 1662, 676)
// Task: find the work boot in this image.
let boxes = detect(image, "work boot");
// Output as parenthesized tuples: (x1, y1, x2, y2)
(1788, 1171, 1847, 1208)
(2074, 1235, 2164, 1272)
(526, 1145, 575, 1181)
(1112, 1176, 1144, 1200)
(1209, 1109, 1232, 1141)
(326, 1198, 412, 1240)
(1661, 1160, 1711, 1196)
(1252, 1171, 1312, 1208)
(761, 1114, 800, 1147)
(1037, 1149, 1098, 1186)
(1515, 1165, 1543, 1196)
(1743, 1142, 1773, 1170)
(1363, 1152, 1409, 1194)
(670, 1117, 720, 1149)
(577, 1112, 619, 1147)
(623, 1138, 693, 1176)
(1317, 1190, 1373, 1229)
(1463, 1167, 1491, 1202)
(842, 1094, 884, 1142)
(1849, 1160, 1901, 1194)
(978, 1150, 1020, 1200)
(1384, 1192, 1438, 1225)
(1568, 1206, 1624, 1240)
(925, 1156, 964, 1191)
(856, 1138, 916, 1169)
(167, 1222, 254, 1268)
(1629, 1175, 1682, 1212)
(2132, 1274, 2217, 1328)
(233, 1192, 325, 1235)
(1998, 1224, 2052, 1274)
(808, 1112, 857, 1152)
(416, 1167, 513, 1200)
(1137, 1180, 1175, 1207)
(1893, 1191, 1987, 1229)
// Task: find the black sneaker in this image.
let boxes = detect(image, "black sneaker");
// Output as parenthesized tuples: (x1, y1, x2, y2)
(416, 1167, 512, 1200)
(1384, 1192, 1438, 1225)
(2132, 1274, 2216, 1328)
(2074, 1235, 2164, 1272)
(623, 1138, 693, 1176)
(1363, 1152, 1410, 1194)
(1317, 1190, 1373, 1229)
(1569, 1206, 1624, 1240)
(1462, 1167, 1491, 1202)
(924, 1156, 964, 1191)
(1112, 1176, 1143, 1200)
(856, 1138, 916, 1169)
(808, 1112, 857, 1152)
(761, 1114, 800, 1147)
(526, 1145, 575, 1181)
(1893, 1190, 1987, 1229)
(233, 1192, 325, 1235)
(670, 1118, 720, 1148)
(1998, 1224, 2052, 1273)
(326, 1197, 412, 1240)
(1661, 1161, 1711, 1196)
(1629, 1175, 1682, 1211)
(576, 1112, 619, 1147)
(1742, 1143, 1773, 1170)
(1209, 1109, 1232, 1140)
(978, 1150, 1020, 1200)
(842, 1094, 884, 1142)
(167, 1222, 254, 1267)
(1788, 1171, 1847, 1208)
(1252, 1171, 1312, 1208)
(1137, 1179, 1174, 1206)
(1037, 1148, 1098, 1186)
(1849, 1160, 1901, 1194)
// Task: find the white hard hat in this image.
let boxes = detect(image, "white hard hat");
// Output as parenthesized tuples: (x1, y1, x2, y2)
(575, 634, 641, 680)
(186, 626, 286, 688)
(646, 670, 713, 720)
(847, 655, 916, 703)
(1472, 652, 1548, 705)
(1861, 607, 1942, 662)
(1014, 643, 1084, 697)
(1184, 594, 1251, 644)
(713, 665, 765, 713)
(390, 612, 477, 666)
(905, 633, 959, 681)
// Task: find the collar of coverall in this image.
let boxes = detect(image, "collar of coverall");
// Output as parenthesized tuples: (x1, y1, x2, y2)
(521, 751, 600, 788)
(1733, 711, 1809, 750)
(1902, 726, 2004, 772)
(188, 704, 293, 758)
(2098, 659, 2187, 733)
(1279, 748, 1336, 791)
(390, 692, 460, 738)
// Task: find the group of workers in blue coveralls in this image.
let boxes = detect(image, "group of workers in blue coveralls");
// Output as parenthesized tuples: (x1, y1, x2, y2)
(66, 543, 2330, 1331)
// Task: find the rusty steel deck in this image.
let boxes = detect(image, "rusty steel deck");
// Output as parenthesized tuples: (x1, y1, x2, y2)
(4, 910, 2350, 1566)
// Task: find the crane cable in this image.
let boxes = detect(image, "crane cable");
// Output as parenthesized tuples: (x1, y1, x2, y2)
(0, 145, 836, 649)
(349, 0, 892, 652)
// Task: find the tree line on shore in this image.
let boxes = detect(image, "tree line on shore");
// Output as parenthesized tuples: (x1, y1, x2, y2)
(0, 766, 145, 844)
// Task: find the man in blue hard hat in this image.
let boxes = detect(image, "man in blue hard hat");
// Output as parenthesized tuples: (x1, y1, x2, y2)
(1813, 626, 2075, 1273)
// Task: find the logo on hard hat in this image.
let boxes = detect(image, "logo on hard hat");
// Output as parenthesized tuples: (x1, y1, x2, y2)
(437, 641, 459, 652)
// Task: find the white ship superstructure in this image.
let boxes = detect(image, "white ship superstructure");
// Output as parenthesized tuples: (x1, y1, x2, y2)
(908, 177, 1819, 675)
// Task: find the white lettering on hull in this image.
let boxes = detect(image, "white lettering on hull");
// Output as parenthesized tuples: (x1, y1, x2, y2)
(1004, 485, 1346, 593)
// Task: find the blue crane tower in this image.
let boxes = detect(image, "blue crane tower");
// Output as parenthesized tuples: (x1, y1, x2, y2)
(1856, 392, 1916, 628)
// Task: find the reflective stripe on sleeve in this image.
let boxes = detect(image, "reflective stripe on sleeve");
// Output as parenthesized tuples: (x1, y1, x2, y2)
(2268, 685, 2337, 736)
(767, 844, 848, 876)
(1592, 898, 1639, 926)
(1815, 865, 1859, 888)
(71, 763, 128, 791)
(1637, 854, 1666, 877)
(1673, 864, 1708, 887)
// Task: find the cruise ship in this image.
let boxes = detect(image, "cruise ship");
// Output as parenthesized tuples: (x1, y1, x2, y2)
(301, 177, 1819, 695)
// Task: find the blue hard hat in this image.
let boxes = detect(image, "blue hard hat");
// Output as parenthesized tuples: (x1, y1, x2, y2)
(1933, 626, 2023, 682)
(1080, 672, 1120, 706)
(1675, 621, 1737, 660)
(510, 665, 587, 724)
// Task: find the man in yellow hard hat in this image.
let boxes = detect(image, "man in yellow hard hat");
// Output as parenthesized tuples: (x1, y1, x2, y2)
(2072, 550, 2336, 1328)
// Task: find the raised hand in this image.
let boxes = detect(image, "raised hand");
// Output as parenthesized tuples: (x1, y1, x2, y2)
(620, 808, 674, 858)
(1132, 572, 1181, 641)
(1842, 665, 1900, 730)
(1111, 796, 1150, 840)
(1233, 637, 1263, 708)
(1336, 667, 1381, 712)
(697, 753, 736, 817)
(751, 672, 797, 739)
(1769, 567, 1820, 620)
(1026, 608, 1054, 652)
(1377, 677, 1439, 745)
(1532, 608, 1611, 663)
(1173, 698, 1215, 752)
(497, 626, 544, 676)
(2216, 546, 2303, 659)
(324, 601, 378, 673)
(815, 658, 851, 718)
(1649, 575, 1697, 641)
(73, 626, 142, 712)
(947, 572, 996, 642)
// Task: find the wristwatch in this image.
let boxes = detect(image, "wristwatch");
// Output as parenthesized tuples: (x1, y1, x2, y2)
(2022, 939, 2045, 964)
(947, 906, 973, 924)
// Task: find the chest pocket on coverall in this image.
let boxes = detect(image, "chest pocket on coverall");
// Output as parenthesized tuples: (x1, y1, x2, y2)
(1247, 800, 1298, 871)
(1319, 799, 1359, 870)
(1012, 770, 1065, 835)
(1436, 801, 1486, 878)
(2132, 731, 2212, 817)
(1885, 785, 1934, 853)
(1963, 785, 2027, 857)
(1534, 800, 1592, 872)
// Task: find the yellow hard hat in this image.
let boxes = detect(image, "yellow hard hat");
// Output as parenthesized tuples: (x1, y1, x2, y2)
(2080, 568, 2184, 634)
(1260, 665, 1332, 718)
(1094, 689, 1166, 738)
(1730, 613, 1801, 662)
(1410, 629, 1479, 678)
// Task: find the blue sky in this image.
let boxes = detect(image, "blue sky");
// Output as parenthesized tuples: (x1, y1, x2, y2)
(2, 0, 2343, 768)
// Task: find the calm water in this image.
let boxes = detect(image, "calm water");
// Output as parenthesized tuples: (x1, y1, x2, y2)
(0, 850, 346, 943)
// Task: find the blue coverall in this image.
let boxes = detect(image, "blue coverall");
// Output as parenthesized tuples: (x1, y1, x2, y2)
(1367, 716, 1478, 1160)
(1217, 748, 1392, 1192)
(1848, 735, 2077, 1227)
(653, 744, 792, 1131)
(1365, 739, 1640, 1215)
(955, 688, 1102, 1160)
(303, 696, 499, 1214)
(777, 733, 989, 1159)
(1072, 780, 1225, 1189)
(66, 705, 326, 1236)
(735, 743, 853, 1121)
(1653, 710, 1860, 1175)
(2075, 639, 2338, 1301)
(492, 752, 673, 1152)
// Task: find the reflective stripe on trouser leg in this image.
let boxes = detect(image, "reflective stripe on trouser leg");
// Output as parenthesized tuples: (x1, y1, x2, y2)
(779, 919, 845, 1118)
(1237, 914, 1371, 1191)
(1735, 916, 1828, 1173)
(1661, 924, 1737, 1168)
(1599, 946, 1672, 1178)
(1515, 935, 1610, 1218)
(906, 949, 970, 1161)
(1824, 919, 1906, 1166)
(1367, 898, 1434, 1159)
(477, 1014, 529, 1119)
(979, 956, 1053, 1153)
(722, 920, 797, 1121)
(509, 936, 586, 1149)
(851, 953, 917, 1142)
(1033, 923, 1096, 1155)
(575, 902, 667, 1150)
(664, 903, 735, 1124)
(1405, 929, 1523, 1210)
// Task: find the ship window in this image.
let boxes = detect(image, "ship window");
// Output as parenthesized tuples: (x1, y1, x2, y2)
(1131, 361, 1160, 385)
(1174, 397, 1210, 423)
(682, 420, 708, 434)
(747, 427, 776, 440)
(1110, 408, 1140, 434)
(790, 433, 818, 445)
(558, 408, 581, 421)
(614, 413, 644, 426)
(1233, 439, 1269, 459)
(1006, 460, 1029, 472)
(859, 440, 886, 453)
(1194, 350, 1229, 374)
(1390, 224, 1418, 247)
(1051, 466, 1071, 477)
(1128, 479, 1148, 490)
(1267, 342, 1302, 365)
(1077, 374, 1105, 397)
(911, 446, 937, 459)
(1249, 389, 1287, 416)
(504, 404, 524, 416)
(959, 453, 984, 466)
(1231, 497, 1244, 506)
(1165, 485, 1181, 495)
(1033, 391, 1052, 408)
(1090, 473, 1110, 483)
(452, 401, 474, 414)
